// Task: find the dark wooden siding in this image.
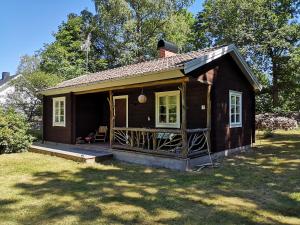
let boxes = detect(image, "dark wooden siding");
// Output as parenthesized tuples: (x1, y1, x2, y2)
(210, 55, 255, 152)
(114, 84, 182, 128)
(186, 82, 207, 129)
(43, 93, 73, 144)
(112, 83, 206, 129)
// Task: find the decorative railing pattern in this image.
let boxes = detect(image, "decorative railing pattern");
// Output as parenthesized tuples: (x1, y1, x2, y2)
(112, 127, 210, 158)
(187, 128, 210, 157)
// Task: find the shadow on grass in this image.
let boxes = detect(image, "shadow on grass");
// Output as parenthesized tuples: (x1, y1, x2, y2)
(12, 132, 300, 224)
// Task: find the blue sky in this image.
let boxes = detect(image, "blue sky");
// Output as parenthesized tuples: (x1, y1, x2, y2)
(0, 0, 203, 76)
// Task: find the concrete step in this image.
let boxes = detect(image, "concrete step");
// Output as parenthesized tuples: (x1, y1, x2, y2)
(29, 144, 113, 163)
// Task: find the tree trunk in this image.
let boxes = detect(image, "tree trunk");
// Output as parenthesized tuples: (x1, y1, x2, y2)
(272, 57, 279, 108)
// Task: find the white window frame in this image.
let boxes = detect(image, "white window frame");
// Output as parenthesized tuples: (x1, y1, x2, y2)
(52, 97, 66, 127)
(113, 95, 128, 128)
(155, 90, 180, 128)
(229, 90, 242, 128)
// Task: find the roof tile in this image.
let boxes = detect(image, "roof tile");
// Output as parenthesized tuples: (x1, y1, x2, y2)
(50, 46, 225, 90)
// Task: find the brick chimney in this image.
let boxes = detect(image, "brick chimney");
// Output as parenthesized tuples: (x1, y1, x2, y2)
(1, 72, 10, 80)
(157, 40, 178, 58)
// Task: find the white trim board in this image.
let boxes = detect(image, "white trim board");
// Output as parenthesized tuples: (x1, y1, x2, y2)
(229, 90, 242, 128)
(52, 96, 66, 127)
(113, 95, 128, 128)
(155, 90, 181, 128)
(184, 44, 262, 91)
(42, 69, 184, 96)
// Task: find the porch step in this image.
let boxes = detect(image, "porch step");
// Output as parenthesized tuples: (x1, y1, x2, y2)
(29, 144, 113, 163)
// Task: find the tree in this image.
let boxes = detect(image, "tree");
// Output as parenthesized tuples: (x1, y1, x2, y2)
(6, 71, 61, 122)
(40, 11, 107, 80)
(16, 54, 41, 74)
(93, 0, 195, 67)
(194, 0, 300, 111)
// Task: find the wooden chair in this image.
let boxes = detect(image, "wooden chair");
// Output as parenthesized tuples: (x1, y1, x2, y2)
(95, 126, 108, 142)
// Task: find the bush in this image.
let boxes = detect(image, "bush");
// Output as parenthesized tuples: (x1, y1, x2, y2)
(0, 108, 33, 154)
(263, 129, 274, 138)
(256, 113, 298, 130)
(28, 129, 42, 141)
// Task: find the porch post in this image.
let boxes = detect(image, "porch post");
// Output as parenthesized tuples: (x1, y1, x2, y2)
(206, 84, 212, 152)
(181, 82, 188, 157)
(109, 90, 114, 148)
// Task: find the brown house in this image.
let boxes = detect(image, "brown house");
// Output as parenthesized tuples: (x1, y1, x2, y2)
(41, 41, 261, 170)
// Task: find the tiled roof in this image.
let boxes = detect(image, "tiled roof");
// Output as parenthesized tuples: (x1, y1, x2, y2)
(50, 45, 225, 90)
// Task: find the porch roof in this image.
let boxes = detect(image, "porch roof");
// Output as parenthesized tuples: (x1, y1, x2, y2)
(42, 44, 262, 96)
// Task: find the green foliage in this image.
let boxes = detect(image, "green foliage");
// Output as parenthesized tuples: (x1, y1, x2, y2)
(0, 108, 33, 154)
(40, 12, 107, 80)
(16, 54, 41, 75)
(28, 129, 43, 141)
(194, 0, 300, 112)
(263, 129, 274, 138)
(6, 70, 62, 122)
(162, 10, 196, 52)
(93, 0, 195, 67)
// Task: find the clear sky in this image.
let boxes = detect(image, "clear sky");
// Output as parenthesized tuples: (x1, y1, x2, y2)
(0, 0, 203, 76)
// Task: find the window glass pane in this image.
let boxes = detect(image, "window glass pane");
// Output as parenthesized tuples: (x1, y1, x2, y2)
(231, 115, 235, 123)
(168, 96, 177, 105)
(60, 101, 64, 109)
(60, 107, 64, 116)
(236, 114, 240, 123)
(159, 114, 166, 123)
(236, 105, 241, 114)
(159, 96, 166, 106)
(169, 105, 177, 114)
(60, 116, 64, 122)
(231, 95, 236, 105)
(55, 101, 59, 109)
(231, 105, 235, 114)
(236, 96, 240, 106)
(55, 115, 59, 123)
(55, 108, 59, 116)
(169, 114, 177, 123)
(159, 105, 166, 114)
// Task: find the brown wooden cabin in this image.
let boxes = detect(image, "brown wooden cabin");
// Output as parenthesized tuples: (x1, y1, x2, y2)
(41, 41, 261, 163)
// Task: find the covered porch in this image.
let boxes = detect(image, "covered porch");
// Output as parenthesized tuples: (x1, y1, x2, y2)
(71, 76, 212, 159)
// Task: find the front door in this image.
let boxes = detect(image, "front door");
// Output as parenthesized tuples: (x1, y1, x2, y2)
(113, 95, 128, 127)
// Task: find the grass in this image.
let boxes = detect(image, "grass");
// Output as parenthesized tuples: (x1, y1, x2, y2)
(0, 130, 300, 225)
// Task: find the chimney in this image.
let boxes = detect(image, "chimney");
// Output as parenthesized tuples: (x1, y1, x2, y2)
(157, 40, 178, 58)
(1, 72, 10, 80)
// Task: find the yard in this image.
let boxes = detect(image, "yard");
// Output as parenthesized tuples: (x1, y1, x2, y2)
(0, 130, 299, 225)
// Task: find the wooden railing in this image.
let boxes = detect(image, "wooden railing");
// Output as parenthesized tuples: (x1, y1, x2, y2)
(112, 127, 210, 158)
(187, 128, 210, 157)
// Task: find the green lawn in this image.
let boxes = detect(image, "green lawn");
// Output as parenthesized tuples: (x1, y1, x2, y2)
(0, 130, 299, 225)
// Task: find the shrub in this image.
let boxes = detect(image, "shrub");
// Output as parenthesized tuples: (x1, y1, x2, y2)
(263, 129, 274, 138)
(28, 129, 42, 141)
(0, 108, 33, 154)
(256, 113, 298, 130)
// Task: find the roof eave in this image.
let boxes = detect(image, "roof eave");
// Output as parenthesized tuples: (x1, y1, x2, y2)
(184, 44, 262, 92)
(41, 67, 184, 96)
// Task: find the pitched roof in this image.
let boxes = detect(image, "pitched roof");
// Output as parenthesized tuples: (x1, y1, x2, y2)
(50, 45, 224, 90)
(43, 44, 261, 95)
(0, 74, 20, 89)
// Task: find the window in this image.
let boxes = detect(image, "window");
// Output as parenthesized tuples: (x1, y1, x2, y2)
(53, 97, 66, 127)
(229, 91, 242, 128)
(155, 91, 180, 128)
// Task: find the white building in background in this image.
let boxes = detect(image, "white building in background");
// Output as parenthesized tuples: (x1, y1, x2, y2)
(0, 72, 21, 105)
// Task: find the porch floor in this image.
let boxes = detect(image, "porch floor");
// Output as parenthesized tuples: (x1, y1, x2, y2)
(29, 142, 113, 163)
